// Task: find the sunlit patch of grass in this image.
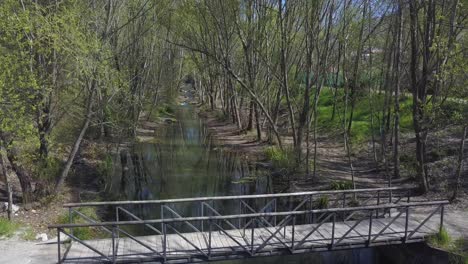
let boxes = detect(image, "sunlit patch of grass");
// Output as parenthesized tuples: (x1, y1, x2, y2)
(264, 146, 295, 170)
(428, 227, 452, 248)
(315, 88, 416, 145)
(428, 227, 454, 251)
(0, 218, 19, 238)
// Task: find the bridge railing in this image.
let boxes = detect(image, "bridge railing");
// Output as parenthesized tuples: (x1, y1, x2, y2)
(49, 200, 449, 263)
(64, 187, 413, 235)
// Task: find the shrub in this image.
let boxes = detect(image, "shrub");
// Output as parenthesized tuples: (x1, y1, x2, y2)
(428, 227, 452, 248)
(57, 207, 105, 240)
(314, 196, 329, 209)
(264, 146, 295, 170)
(330, 180, 354, 190)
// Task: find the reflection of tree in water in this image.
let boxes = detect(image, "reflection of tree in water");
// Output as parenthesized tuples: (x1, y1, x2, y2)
(110, 104, 273, 222)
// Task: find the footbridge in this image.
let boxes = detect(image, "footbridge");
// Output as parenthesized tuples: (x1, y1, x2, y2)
(49, 187, 448, 263)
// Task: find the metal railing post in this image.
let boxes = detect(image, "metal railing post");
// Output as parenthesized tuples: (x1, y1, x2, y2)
(208, 219, 212, 259)
(115, 207, 120, 240)
(291, 215, 296, 250)
(403, 206, 409, 242)
(112, 226, 116, 263)
(367, 210, 373, 246)
(273, 198, 277, 227)
(330, 213, 336, 249)
(251, 216, 255, 255)
(69, 208, 73, 237)
(342, 193, 346, 220)
(163, 223, 167, 262)
(309, 195, 313, 224)
(201, 201, 204, 232)
(376, 191, 380, 217)
(57, 228, 61, 264)
(161, 203, 164, 234)
(440, 205, 445, 234)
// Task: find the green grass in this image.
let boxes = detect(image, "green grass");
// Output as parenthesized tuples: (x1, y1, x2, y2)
(316, 89, 414, 144)
(21, 226, 36, 241)
(330, 180, 354, 190)
(314, 196, 329, 209)
(264, 146, 295, 170)
(0, 218, 19, 238)
(57, 207, 106, 240)
(428, 228, 468, 263)
(428, 227, 452, 248)
(315, 88, 468, 146)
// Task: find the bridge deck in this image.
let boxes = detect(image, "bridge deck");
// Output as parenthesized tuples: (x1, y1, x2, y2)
(49, 188, 447, 263)
(63, 215, 437, 263)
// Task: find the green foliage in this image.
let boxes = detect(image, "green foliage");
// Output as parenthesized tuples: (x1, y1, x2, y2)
(330, 180, 354, 190)
(316, 89, 415, 144)
(98, 154, 113, 178)
(314, 196, 329, 209)
(428, 227, 452, 248)
(0, 218, 18, 238)
(21, 227, 36, 241)
(264, 146, 295, 170)
(36, 157, 62, 184)
(428, 229, 468, 263)
(57, 207, 104, 240)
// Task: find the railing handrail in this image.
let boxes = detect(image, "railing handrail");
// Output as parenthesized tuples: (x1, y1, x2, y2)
(50, 200, 447, 229)
(63, 187, 412, 208)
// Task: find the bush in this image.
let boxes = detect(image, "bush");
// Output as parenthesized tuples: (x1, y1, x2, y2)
(428, 227, 452, 248)
(330, 180, 354, 190)
(0, 218, 18, 238)
(264, 146, 295, 170)
(314, 196, 329, 209)
(57, 207, 105, 240)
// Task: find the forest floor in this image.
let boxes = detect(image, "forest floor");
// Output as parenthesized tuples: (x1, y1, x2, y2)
(198, 107, 468, 242)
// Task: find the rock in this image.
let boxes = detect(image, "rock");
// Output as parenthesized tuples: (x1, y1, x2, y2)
(31, 209, 37, 214)
(2, 202, 20, 213)
(35, 233, 48, 242)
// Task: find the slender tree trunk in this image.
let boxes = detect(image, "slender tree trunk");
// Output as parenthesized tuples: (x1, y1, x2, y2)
(451, 126, 467, 201)
(393, 0, 403, 179)
(409, 0, 429, 193)
(254, 103, 261, 141)
(0, 146, 13, 220)
(55, 83, 96, 192)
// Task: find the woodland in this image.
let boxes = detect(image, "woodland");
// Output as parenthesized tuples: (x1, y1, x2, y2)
(0, 0, 467, 219)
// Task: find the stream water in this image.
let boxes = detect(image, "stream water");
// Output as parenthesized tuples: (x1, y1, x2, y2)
(104, 97, 451, 264)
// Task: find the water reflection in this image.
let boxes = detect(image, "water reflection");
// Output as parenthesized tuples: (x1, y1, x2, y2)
(104, 103, 448, 264)
(107, 103, 271, 220)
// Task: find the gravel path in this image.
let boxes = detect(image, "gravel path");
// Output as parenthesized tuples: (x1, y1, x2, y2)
(0, 240, 56, 264)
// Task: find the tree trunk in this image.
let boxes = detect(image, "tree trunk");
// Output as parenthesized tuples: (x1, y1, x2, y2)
(409, 1, 429, 193)
(393, 0, 403, 179)
(451, 126, 467, 201)
(0, 146, 13, 220)
(55, 84, 96, 192)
